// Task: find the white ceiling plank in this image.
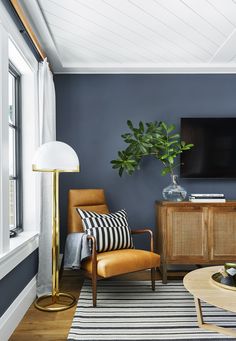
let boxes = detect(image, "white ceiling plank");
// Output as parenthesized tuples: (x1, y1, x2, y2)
(51, 27, 143, 64)
(207, 0, 236, 27)
(57, 43, 102, 64)
(116, 0, 211, 60)
(17, 0, 236, 73)
(210, 28, 236, 63)
(54, 33, 124, 64)
(156, 0, 226, 45)
(44, 15, 173, 64)
(48, 0, 202, 62)
(79, 0, 207, 62)
(41, 0, 175, 63)
(182, 0, 234, 36)
(49, 24, 130, 63)
(45, 14, 156, 64)
(132, 0, 217, 54)
(154, 0, 220, 49)
(56, 39, 123, 64)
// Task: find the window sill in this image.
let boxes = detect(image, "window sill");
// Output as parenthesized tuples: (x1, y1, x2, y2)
(0, 231, 39, 280)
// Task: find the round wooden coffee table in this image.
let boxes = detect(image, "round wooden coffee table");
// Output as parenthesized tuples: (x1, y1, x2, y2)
(184, 266, 236, 338)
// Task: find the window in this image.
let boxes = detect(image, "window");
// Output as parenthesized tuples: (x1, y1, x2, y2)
(0, 12, 39, 259)
(8, 63, 22, 232)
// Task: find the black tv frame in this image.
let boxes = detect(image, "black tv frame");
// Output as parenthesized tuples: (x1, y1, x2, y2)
(180, 116, 236, 179)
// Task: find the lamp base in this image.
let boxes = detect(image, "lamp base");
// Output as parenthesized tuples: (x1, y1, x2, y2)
(34, 292, 76, 312)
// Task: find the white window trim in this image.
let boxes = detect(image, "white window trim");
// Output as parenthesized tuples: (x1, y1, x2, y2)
(0, 232, 39, 280)
(0, 2, 40, 274)
(0, 23, 10, 254)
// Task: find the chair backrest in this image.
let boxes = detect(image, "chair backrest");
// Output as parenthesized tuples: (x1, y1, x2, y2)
(67, 189, 109, 233)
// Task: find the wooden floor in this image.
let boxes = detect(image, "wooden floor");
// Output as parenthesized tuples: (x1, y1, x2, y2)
(10, 270, 85, 341)
(10, 270, 185, 341)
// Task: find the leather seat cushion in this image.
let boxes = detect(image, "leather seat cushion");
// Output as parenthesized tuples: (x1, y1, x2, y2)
(81, 249, 160, 278)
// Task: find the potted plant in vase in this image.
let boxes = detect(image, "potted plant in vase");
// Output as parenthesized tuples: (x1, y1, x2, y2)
(111, 120, 194, 201)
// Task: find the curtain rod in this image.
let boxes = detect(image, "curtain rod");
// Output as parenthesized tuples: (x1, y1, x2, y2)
(10, 0, 47, 62)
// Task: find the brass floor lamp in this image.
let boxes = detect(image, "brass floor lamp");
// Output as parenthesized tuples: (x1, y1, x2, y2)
(33, 141, 79, 312)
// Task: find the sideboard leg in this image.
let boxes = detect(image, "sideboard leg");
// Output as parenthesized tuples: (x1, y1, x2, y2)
(161, 263, 167, 284)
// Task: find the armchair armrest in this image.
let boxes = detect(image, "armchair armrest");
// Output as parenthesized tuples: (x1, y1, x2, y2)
(131, 228, 154, 252)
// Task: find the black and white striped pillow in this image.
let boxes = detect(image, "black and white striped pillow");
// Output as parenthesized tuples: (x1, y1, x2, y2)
(77, 209, 133, 253)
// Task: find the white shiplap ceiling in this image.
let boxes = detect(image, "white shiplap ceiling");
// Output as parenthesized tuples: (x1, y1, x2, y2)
(19, 0, 236, 73)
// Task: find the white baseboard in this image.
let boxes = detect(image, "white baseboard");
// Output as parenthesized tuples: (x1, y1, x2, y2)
(0, 275, 36, 341)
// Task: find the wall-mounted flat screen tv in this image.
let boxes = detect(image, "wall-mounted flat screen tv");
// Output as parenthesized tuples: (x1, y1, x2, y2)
(180, 118, 236, 178)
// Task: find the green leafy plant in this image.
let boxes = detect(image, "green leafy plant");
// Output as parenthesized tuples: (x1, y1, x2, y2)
(111, 120, 194, 177)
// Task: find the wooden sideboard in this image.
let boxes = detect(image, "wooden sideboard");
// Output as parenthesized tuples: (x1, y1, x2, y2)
(156, 201, 236, 283)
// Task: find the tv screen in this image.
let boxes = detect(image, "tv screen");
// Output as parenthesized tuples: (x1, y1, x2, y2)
(180, 118, 236, 178)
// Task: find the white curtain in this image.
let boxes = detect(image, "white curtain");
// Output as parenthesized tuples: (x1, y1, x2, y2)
(36, 59, 56, 297)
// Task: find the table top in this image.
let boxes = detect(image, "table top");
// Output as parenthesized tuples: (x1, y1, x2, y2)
(183, 266, 236, 313)
(156, 201, 236, 206)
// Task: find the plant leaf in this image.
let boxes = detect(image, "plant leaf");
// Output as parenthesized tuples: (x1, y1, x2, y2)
(167, 124, 175, 133)
(127, 120, 133, 130)
(139, 121, 144, 132)
(111, 119, 194, 177)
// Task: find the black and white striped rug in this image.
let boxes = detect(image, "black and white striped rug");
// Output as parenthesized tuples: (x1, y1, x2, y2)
(68, 280, 236, 340)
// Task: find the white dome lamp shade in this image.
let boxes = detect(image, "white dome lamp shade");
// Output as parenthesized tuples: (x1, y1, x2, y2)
(32, 141, 79, 312)
(32, 141, 79, 172)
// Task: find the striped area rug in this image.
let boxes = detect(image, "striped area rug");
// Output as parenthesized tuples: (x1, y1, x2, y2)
(68, 280, 236, 341)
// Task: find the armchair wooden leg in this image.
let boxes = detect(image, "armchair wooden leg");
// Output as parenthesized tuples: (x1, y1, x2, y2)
(151, 268, 155, 291)
(87, 235, 97, 307)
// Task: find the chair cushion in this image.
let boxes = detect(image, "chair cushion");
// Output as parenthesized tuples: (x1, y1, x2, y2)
(81, 249, 160, 278)
(77, 209, 133, 253)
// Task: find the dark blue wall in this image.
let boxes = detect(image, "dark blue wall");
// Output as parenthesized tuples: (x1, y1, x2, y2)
(0, 249, 38, 317)
(55, 74, 236, 250)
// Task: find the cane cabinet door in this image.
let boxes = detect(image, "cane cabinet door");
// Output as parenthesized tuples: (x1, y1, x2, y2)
(166, 206, 208, 262)
(208, 207, 236, 261)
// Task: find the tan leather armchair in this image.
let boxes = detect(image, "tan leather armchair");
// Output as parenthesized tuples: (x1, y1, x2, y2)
(68, 189, 160, 307)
